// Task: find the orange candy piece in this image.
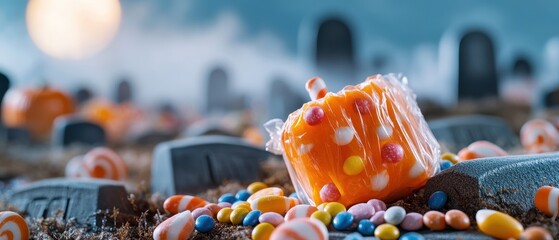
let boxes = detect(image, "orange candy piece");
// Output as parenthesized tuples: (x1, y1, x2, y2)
(163, 195, 208, 214)
(280, 75, 440, 206)
(534, 186, 559, 217)
(457, 140, 507, 161)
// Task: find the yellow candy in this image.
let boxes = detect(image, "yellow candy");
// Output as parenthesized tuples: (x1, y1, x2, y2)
(476, 209, 523, 239)
(232, 201, 251, 211)
(252, 222, 275, 240)
(374, 224, 400, 240)
(343, 156, 364, 175)
(247, 187, 284, 203)
(217, 207, 233, 223)
(230, 208, 250, 225)
(317, 202, 328, 211)
(248, 182, 268, 194)
(311, 210, 332, 226)
(324, 202, 346, 217)
(250, 196, 292, 215)
(441, 152, 460, 164)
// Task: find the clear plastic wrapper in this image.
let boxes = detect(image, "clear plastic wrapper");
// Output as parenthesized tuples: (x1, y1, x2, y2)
(265, 74, 440, 207)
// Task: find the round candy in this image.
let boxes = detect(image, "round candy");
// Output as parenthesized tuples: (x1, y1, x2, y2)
(289, 192, 299, 199)
(428, 191, 447, 210)
(250, 196, 293, 215)
(439, 160, 453, 171)
(311, 210, 332, 226)
(163, 195, 208, 214)
(370, 210, 385, 226)
(357, 219, 375, 236)
(195, 215, 215, 233)
(304, 106, 325, 126)
(367, 199, 387, 212)
(204, 203, 221, 218)
(258, 212, 284, 227)
(400, 232, 425, 240)
(153, 210, 194, 240)
(445, 209, 470, 230)
(374, 223, 399, 240)
(344, 232, 364, 240)
(381, 143, 404, 163)
(476, 209, 523, 239)
(243, 210, 262, 227)
(217, 202, 232, 208)
(457, 140, 507, 160)
(236, 190, 251, 201)
(216, 208, 233, 223)
(423, 211, 446, 231)
(401, 212, 423, 231)
(441, 152, 460, 164)
(354, 97, 373, 114)
(218, 193, 237, 204)
(247, 187, 284, 203)
(232, 201, 251, 211)
(81, 147, 127, 180)
(520, 119, 558, 153)
(191, 208, 212, 220)
(270, 218, 328, 240)
(320, 183, 341, 202)
(230, 208, 250, 225)
(285, 204, 318, 221)
(520, 226, 553, 240)
(252, 223, 275, 240)
(0, 211, 29, 240)
(324, 202, 346, 217)
(333, 212, 354, 230)
(384, 206, 406, 225)
(317, 202, 328, 211)
(534, 185, 559, 217)
(343, 156, 365, 176)
(348, 203, 374, 222)
(247, 182, 268, 194)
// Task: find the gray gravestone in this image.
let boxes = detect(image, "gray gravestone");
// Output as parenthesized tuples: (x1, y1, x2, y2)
(115, 78, 132, 104)
(51, 116, 106, 147)
(0, 72, 10, 135)
(268, 77, 305, 120)
(428, 115, 519, 152)
(152, 136, 279, 196)
(8, 178, 133, 226)
(74, 86, 93, 106)
(206, 67, 230, 114)
(424, 153, 559, 217)
(4, 127, 31, 145)
(458, 30, 498, 100)
(316, 18, 356, 89)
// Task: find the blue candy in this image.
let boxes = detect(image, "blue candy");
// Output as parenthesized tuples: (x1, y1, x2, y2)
(333, 212, 354, 230)
(289, 192, 298, 199)
(242, 210, 262, 226)
(343, 232, 363, 240)
(195, 215, 215, 233)
(439, 160, 453, 171)
(400, 232, 425, 240)
(428, 191, 448, 210)
(236, 190, 251, 201)
(218, 193, 237, 204)
(357, 219, 375, 236)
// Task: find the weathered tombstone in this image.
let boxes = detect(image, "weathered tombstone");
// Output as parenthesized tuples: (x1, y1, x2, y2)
(8, 178, 133, 226)
(0, 72, 10, 134)
(428, 115, 519, 152)
(424, 153, 559, 217)
(316, 18, 356, 90)
(206, 67, 230, 114)
(544, 88, 559, 108)
(74, 86, 93, 106)
(4, 127, 31, 145)
(512, 56, 533, 78)
(51, 116, 106, 147)
(458, 31, 498, 100)
(115, 77, 132, 104)
(151, 136, 279, 196)
(268, 77, 305, 119)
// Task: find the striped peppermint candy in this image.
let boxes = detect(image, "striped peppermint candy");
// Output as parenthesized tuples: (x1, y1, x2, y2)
(0, 211, 29, 240)
(153, 210, 195, 240)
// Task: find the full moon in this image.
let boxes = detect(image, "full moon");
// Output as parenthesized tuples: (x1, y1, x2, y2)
(26, 0, 122, 60)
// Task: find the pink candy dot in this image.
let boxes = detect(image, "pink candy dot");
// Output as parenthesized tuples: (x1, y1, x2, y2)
(320, 183, 341, 202)
(191, 207, 212, 220)
(382, 143, 404, 163)
(304, 106, 325, 126)
(354, 98, 374, 114)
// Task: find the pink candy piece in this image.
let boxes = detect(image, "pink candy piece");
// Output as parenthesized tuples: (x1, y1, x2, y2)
(401, 212, 424, 231)
(320, 183, 341, 202)
(367, 199, 387, 212)
(153, 210, 195, 240)
(348, 203, 375, 222)
(370, 211, 385, 226)
(354, 98, 374, 114)
(381, 143, 404, 163)
(520, 119, 558, 153)
(285, 204, 318, 222)
(191, 208, 212, 220)
(304, 106, 325, 126)
(259, 212, 284, 227)
(217, 202, 232, 208)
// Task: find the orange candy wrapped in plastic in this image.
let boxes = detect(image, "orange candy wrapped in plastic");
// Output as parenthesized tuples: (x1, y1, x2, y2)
(265, 74, 440, 207)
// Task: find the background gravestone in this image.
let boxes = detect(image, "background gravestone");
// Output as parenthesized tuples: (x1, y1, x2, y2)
(115, 77, 132, 104)
(458, 30, 498, 100)
(268, 77, 305, 120)
(206, 67, 231, 114)
(428, 115, 520, 152)
(74, 86, 93, 106)
(0, 71, 10, 138)
(4, 127, 31, 145)
(512, 56, 533, 78)
(8, 178, 133, 226)
(152, 136, 278, 196)
(51, 116, 106, 147)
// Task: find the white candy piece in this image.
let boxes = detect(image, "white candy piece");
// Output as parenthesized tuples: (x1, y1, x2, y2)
(334, 127, 354, 145)
(0, 211, 29, 240)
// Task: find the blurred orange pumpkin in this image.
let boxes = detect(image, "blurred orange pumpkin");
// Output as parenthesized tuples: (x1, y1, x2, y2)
(2, 86, 74, 139)
(81, 99, 142, 143)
